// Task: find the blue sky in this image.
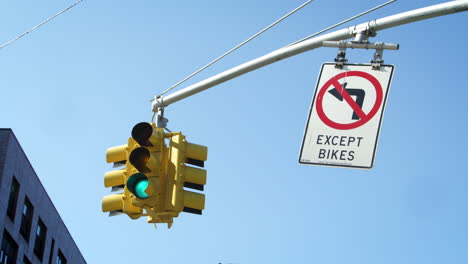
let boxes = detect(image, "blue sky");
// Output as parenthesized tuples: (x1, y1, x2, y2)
(1, 0, 467, 263)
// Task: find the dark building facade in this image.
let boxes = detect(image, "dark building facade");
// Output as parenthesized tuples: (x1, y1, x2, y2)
(0, 129, 86, 264)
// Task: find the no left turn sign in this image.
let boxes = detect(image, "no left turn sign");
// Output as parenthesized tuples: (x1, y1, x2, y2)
(299, 63, 394, 169)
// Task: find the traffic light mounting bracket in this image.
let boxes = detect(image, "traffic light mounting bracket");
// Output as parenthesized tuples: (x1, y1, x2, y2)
(153, 106, 168, 129)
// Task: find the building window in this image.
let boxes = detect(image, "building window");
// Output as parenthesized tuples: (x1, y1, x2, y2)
(0, 230, 18, 264)
(6, 177, 20, 221)
(48, 239, 55, 264)
(22, 256, 32, 264)
(56, 250, 66, 264)
(33, 218, 47, 261)
(20, 196, 34, 242)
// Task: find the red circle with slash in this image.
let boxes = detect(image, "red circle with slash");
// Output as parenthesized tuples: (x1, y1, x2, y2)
(316, 71, 383, 130)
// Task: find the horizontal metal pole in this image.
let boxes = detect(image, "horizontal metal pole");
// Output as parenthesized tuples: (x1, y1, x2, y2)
(322, 41, 399, 50)
(153, 0, 468, 111)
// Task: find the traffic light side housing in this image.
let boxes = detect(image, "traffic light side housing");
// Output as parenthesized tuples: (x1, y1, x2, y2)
(102, 140, 143, 219)
(167, 133, 207, 215)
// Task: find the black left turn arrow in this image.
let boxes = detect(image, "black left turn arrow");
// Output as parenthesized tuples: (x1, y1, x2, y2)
(328, 82, 366, 120)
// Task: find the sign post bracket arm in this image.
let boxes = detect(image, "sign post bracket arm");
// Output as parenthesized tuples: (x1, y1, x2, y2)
(152, 0, 468, 111)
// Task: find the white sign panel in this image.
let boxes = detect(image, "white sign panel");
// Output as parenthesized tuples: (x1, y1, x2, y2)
(299, 63, 394, 169)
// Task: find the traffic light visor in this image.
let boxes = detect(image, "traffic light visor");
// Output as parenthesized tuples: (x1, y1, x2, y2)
(129, 147, 151, 173)
(127, 173, 150, 199)
(102, 193, 123, 212)
(132, 122, 153, 147)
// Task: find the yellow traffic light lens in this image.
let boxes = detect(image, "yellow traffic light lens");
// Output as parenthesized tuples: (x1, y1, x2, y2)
(129, 147, 151, 173)
(127, 173, 150, 199)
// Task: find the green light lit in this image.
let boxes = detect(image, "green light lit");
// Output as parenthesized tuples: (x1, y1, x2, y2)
(127, 173, 150, 199)
(134, 179, 149, 199)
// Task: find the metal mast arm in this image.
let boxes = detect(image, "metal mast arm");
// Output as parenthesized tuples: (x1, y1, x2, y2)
(152, 0, 468, 111)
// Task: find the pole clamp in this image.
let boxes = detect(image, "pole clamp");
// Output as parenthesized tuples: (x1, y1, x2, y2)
(351, 21, 377, 43)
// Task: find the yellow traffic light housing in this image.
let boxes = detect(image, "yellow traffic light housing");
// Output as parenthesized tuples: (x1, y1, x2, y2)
(102, 121, 208, 227)
(126, 123, 165, 210)
(167, 132, 207, 215)
(124, 122, 176, 225)
(102, 140, 143, 219)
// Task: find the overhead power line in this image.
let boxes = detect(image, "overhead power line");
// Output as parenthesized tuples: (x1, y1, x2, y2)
(158, 0, 317, 97)
(0, 0, 84, 50)
(286, 0, 398, 47)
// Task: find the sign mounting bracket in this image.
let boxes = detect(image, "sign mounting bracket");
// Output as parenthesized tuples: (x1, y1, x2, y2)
(323, 40, 399, 70)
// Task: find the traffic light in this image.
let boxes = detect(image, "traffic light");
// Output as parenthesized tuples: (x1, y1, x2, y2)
(102, 122, 208, 227)
(125, 122, 169, 222)
(167, 132, 207, 215)
(102, 138, 143, 219)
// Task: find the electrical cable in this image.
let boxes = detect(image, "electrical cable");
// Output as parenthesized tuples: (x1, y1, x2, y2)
(0, 0, 84, 50)
(285, 0, 397, 48)
(158, 0, 316, 97)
